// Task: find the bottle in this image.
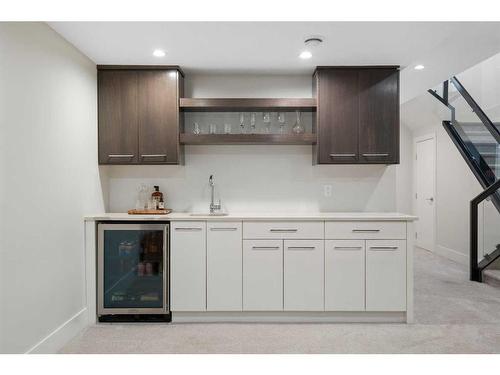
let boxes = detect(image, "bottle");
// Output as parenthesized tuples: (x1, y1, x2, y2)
(158, 196, 165, 210)
(151, 186, 163, 210)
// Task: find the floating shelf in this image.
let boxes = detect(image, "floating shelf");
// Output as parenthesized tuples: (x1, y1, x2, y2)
(179, 133, 317, 145)
(179, 98, 317, 112)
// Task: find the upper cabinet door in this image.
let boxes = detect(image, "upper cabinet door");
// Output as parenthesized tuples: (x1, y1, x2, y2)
(98, 70, 139, 164)
(138, 70, 180, 164)
(358, 68, 400, 164)
(316, 69, 359, 164)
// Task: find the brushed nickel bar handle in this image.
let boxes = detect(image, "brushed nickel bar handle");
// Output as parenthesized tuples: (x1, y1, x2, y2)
(269, 229, 298, 232)
(108, 154, 134, 158)
(141, 154, 167, 158)
(362, 153, 389, 157)
(330, 153, 356, 157)
(175, 227, 203, 231)
(369, 246, 399, 251)
(334, 246, 363, 250)
(352, 229, 380, 233)
(210, 228, 238, 231)
(252, 246, 280, 250)
(287, 246, 316, 250)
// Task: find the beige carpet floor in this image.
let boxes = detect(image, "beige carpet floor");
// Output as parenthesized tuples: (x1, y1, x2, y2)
(60, 248, 500, 353)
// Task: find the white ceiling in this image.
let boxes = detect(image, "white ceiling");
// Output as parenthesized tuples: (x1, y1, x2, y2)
(49, 22, 500, 102)
(47, 22, 487, 73)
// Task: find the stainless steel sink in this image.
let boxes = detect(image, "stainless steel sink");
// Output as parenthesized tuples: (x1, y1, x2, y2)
(189, 212, 229, 217)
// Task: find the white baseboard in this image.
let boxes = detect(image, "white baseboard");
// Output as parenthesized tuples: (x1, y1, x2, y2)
(172, 311, 407, 323)
(434, 245, 468, 265)
(26, 308, 88, 354)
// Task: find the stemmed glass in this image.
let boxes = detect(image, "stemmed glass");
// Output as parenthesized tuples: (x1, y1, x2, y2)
(263, 112, 271, 133)
(250, 112, 256, 134)
(292, 110, 305, 134)
(277, 112, 286, 134)
(239, 113, 245, 134)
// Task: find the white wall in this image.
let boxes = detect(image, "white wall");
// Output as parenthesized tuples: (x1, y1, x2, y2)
(0, 23, 105, 353)
(402, 94, 483, 263)
(105, 74, 413, 214)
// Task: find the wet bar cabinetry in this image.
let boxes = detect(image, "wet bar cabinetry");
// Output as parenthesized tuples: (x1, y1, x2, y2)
(98, 65, 184, 165)
(314, 66, 400, 164)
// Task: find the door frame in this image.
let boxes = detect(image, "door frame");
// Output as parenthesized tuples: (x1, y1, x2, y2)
(413, 133, 437, 252)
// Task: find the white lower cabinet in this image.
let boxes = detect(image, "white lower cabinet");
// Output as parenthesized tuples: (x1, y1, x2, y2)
(171, 221, 207, 311)
(325, 239, 365, 311)
(365, 239, 407, 311)
(243, 239, 283, 311)
(207, 222, 242, 311)
(284, 240, 324, 311)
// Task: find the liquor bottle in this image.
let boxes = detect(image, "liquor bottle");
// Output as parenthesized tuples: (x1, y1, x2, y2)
(151, 186, 163, 210)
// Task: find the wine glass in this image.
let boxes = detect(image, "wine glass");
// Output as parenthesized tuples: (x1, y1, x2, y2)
(193, 122, 201, 135)
(277, 112, 286, 134)
(250, 112, 256, 134)
(292, 110, 305, 134)
(263, 112, 271, 133)
(239, 113, 245, 134)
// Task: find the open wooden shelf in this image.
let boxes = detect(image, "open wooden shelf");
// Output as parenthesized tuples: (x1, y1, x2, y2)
(179, 133, 317, 145)
(179, 98, 317, 111)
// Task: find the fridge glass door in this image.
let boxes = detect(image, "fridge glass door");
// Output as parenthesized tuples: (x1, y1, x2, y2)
(98, 224, 167, 314)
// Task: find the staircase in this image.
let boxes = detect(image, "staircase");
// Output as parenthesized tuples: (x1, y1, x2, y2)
(429, 77, 500, 284)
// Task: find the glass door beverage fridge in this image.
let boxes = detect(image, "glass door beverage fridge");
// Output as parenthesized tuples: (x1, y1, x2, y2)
(97, 223, 169, 322)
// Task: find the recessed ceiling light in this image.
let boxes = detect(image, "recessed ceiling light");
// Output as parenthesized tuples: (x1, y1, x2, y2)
(153, 49, 166, 57)
(414, 64, 425, 70)
(299, 51, 312, 59)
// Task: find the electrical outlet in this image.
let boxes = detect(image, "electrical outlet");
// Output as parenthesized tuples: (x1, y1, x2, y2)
(323, 184, 332, 197)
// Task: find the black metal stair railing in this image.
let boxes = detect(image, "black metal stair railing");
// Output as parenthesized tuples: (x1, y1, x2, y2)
(470, 178, 500, 281)
(428, 77, 500, 282)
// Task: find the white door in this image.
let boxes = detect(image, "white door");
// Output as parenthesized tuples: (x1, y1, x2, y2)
(207, 222, 242, 311)
(415, 135, 436, 251)
(325, 239, 365, 311)
(283, 240, 324, 311)
(170, 221, 206, 311)
(243, 239, 283, 311)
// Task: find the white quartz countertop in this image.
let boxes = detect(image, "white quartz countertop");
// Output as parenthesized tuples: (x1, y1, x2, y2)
(84, 212, 417, 222)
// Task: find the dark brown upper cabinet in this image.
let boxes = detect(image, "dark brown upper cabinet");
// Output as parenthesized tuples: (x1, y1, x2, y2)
(98, 66, 184, 165)
(313, 66, 400, 165)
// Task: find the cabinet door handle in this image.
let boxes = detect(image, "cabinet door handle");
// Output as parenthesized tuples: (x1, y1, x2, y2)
(210, 228, 238, 231)
(334, 246, 363, 250)
(269, 229, 298, 232)
(369, 246, 399, 251)
(175, 227, 202, 231)
(352, 229, 380, 233)
(330, 153, 356, 157)
(108, 154, 134, 158)
(362, 153, 389, 157)
(287, 246, 316, 250)
(141, 154, 167, 159)
(251, 246, 280, 250)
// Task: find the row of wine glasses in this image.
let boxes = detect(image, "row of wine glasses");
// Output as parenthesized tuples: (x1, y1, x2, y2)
(192, 111, 305, 135)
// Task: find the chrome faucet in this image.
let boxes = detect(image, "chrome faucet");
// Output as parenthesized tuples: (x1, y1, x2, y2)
(209, 175, 221, 214)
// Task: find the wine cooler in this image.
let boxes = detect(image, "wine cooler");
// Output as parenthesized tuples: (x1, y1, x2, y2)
(97, 223, 170, 322)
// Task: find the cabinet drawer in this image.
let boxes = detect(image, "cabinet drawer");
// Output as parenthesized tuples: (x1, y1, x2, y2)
(325, 240, 365, 311)
(284, 240, 324, 311)
(243, 240, 283, 311)
(325, 221, 406, 239)
(366, 240, 406, 311)
(243, 221, 324, 239)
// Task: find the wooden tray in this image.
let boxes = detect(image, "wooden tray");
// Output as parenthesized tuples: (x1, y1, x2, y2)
(127, 209, 172, 215)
